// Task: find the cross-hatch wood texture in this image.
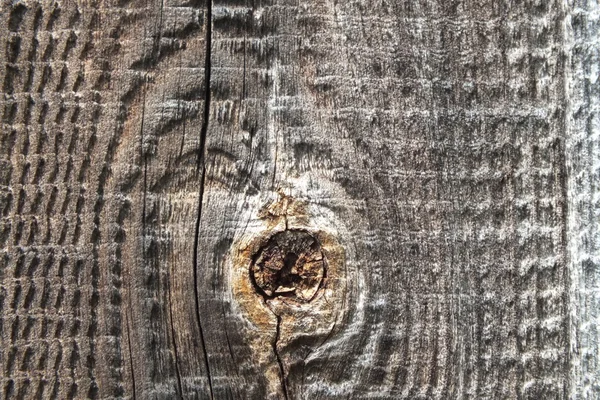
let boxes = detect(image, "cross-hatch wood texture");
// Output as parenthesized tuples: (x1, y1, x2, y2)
(0, 0, 598, 399)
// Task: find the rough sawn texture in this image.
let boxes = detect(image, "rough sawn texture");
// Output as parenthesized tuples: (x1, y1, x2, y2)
(0, 0, 599, 399)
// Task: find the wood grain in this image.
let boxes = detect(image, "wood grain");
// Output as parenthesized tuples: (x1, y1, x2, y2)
(0, 0, 597, 399)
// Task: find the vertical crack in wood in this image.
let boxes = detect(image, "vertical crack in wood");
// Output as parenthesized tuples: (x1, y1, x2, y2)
(242, 34, 247, 100)
(141, 91, 148, 244)
(168, 277, 184, 398)
(192, 0, 214, 398)
(221, 303, 238, 367)
(126, 312, 137, 400)
(134, 25, 149, 400)
(197, 0, 212, 173)
(271, 143, 278, 190)
(257, 289, 290, 399)
(273, 314, 289, 400)
(193, 172, 212, 398)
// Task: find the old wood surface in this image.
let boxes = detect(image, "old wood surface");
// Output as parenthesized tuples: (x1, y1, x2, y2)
(1, 0, 599, 399)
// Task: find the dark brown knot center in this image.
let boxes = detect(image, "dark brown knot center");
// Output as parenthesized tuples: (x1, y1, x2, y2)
(251, 230, 325, 302)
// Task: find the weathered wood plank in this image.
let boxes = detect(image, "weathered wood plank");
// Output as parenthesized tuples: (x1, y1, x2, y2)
(1, 0, 210, 398)
(0, 0, 598, 399)
(193, 0, 573, 398)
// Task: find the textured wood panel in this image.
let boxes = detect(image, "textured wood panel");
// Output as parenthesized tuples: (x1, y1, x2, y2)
(566, 0, 600, 398)
(1, 0, 210, 397)
(0, 0, 597, 399)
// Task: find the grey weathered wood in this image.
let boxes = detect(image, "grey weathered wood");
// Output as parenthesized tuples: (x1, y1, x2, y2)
(0, 0, 598, 399)
(566, 0, 600, 398)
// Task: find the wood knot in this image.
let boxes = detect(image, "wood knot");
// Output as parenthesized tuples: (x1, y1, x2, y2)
(250, 229, 325, 302)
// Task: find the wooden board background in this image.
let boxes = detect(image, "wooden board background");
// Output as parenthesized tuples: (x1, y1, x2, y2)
(0, 0, 598, 398)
